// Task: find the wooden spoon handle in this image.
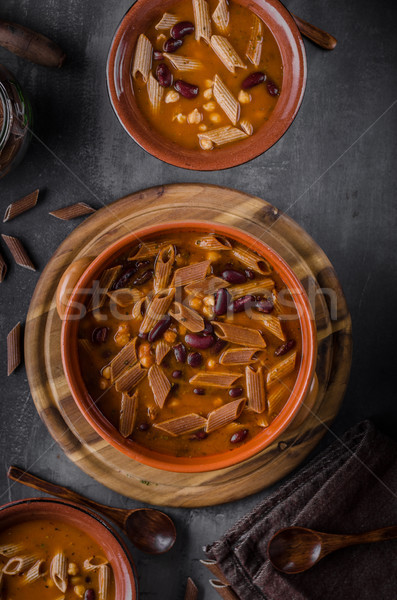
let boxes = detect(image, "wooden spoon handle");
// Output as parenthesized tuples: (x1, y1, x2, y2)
(0, 20, 66, 68)
(7, 466, 127, 528)
(291, 14, 337, 51)
(322, 526, 397, 554)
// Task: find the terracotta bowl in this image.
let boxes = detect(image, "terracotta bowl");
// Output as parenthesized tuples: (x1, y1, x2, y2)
(106, 0, 307, 170)
(61, 221, 317, 473)
(0, 497, 138, 599)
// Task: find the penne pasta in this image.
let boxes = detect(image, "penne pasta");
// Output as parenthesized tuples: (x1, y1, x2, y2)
(83, 556, 109, 571)
(119, 391, 138, 437)
(254, 313, 286, 341)
(0, 543, 23, 557)
(172, 260, 211, 288)
(0, 249, 7, 282)
(246, 14, 263, 66)
(246, 365, 266, 413)
(139, 288, 175, 333)
(266, 351, 296, 386)
(87, 266, 122, 312)
(154, 244, 175, 293)
(147, 72, 164, 114)
(211, 322, 266, 348)
(2, 554, 37, 575)
(109, 337, 138, 382)
(132, 33, 152, 82)
(226, 277, 274, 300)
(163, 53, 203, 71)
(206, 398, 246, 432)
(185, 577, 199, 600)
(7, 321, 21, 376)
(128, 240, 176, 261)
(155, 12, 178, 30)
(189, 371, 242, 388)
(107, 288, 144, 307)
(132, 296, 147, 320)
(154, 413, 207, 436)
(271, 287, 283, 314)
(213, 74, 240, 125)
(115, 362, 147, 393)
(198, 125, 247, 147)
(3, 189, 39, 222)
(194, 234, 232, 251)
(24, 559, 47, 583)
(212, 0, 229, 33)
(193, 0, 212, 43)
(210, 35, 246, 73)
(49, 202, 95, 220)
(169, 302, 204, 332)
(98, 564, 111, 600)
(155, 339, 171, 364)
(232, 245, 271, 274)
(240, 119, 253, 135)
(184, 275, 229, 297)
(219, 347, 258, 365)
(1, 234, 35, 271)
(148, 364, 171, 408)
(267, 383, 289, 417)
(50, 552, 68, 592)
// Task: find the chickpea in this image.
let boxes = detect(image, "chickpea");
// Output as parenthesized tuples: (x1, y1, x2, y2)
(165, 90, 180, 103)
(139, 342, 152, 358)
(164, 329, 177, 343)
(206, 251, 221, 262)
(202, 305, 214, 319)
(115, 333, 130, 347)
(173, 113, 187, 123)
(73, 585, 86, 598)
(198, 124, 208, 132)
(70, 575, 83, 585)
(102, 366, 111, 380)
(99, 378, 109, 390)
(187, 108, 203, 124)
(189, 296, 202, 311)
(140, 355, 154, 368)
(168, 399, 180, 408)
(213, 397, 223, 407)
(209, 112, 222, 124)
(178, 324, 187, 336)
(175, 254, 185, 267)
(204, 79, 213, 88)
(203, 295, 215, 306)
(207, 358, 216, 369)
(238, 90, 252, 104)
(203, 101, 216, 112)
(199, 137, 214, 150)
(203, 87, 213, 100)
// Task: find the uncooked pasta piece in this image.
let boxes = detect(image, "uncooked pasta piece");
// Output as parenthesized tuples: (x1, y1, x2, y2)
(148, 364, 171, 408)
(3, 189, 39, 222)
(246, 365, 266, 413)
(1, 234, 35, 271)
(49, 202, 95, 220)
(132, 33, 152, 82)
(206, 398, 246, 432)
(185, 576, 199, 600)
(7, 321, 21, 376)
(211, 322, 266, 348)
(154, 413, 207, 436)
(0, 250, 7, 282)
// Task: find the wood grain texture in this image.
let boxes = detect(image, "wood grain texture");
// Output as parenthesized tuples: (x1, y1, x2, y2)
(24, 184, 352, 507)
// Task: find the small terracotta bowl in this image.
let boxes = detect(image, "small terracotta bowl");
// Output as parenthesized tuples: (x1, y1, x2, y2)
(106, 0, 307, 170)
(61, 221, 317, 473)
(0, 497, 138, 599)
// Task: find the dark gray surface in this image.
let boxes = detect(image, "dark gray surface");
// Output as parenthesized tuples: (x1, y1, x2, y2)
(0, 0, 396, 598)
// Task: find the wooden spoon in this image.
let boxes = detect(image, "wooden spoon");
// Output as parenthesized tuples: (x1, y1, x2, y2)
(0, 19, 65, 67)
(291, 14, 337, 51)
(8, 466, 176, 554)
(268, 525, 397, 574)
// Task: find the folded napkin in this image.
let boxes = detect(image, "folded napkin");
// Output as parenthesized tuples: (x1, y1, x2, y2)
(204, 420, 397, 600)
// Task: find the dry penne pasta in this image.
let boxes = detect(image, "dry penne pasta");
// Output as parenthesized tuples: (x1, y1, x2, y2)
(3, 554, 37, 575)
(147, 72, 164, 113)
(154, 413, 207, 436)
(87, 266, 122, 312)
(7, 321, 21, 376)
(246, 13, 263, 66)
(185, 577, 199, 600)
(24, 559, 47, 583)
(219, 347, 258, 365)
(189, 371, 242, 388)
(109, 337, 138, 382)
(98, 564, 111, 600)
(119, 391, 138, 438)
(129, 240, 176, 260)
(132, 33, 152, 82)
(213, 74, 240, 125)
(184, 275, 229, 296)
(226, 277, 274, 300)
(3, 189, 39, 222)
(212, 0, 229, 33)
(267, 383, 289, 417)
(50, 552, 68, 592)
(1, 234, 35, 271)
(232, 245, 271, 274)
(198, 125, 247, 147)
(49, 202, 95, 220)
(210, 35, 246, 72)
(193, 0, 212, 43)
(246, 365, 266, 413)
(194, 234, 232, 250)
(83, 556, 109, 571)
(163, 53, 203, 71)
(0, 250, 7, 282)
(266, 351, 296, 386)
(107, 288, 144, 307)
(155, 339, 171, 364)
(115, 362, 147, 393)
(0, 543, 23, 557)
(169, 302, 204, 332)
(211, 322, 266, 348)
(139, 288, 175, 334)
(172, 260, 211, 287)
(148, 364, 171, 408)
(154, 244, 175, 292)
(206, 398, 246, 432)
(255, 313, 286, 341)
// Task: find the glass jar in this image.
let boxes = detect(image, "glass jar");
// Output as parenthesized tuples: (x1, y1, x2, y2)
(0, 64, 32, 180)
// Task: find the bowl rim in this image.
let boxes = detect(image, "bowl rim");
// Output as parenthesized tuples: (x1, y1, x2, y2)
(0, 496, 138, 599)
(61, 220, 317, 473)
(106, 0, 307, 171)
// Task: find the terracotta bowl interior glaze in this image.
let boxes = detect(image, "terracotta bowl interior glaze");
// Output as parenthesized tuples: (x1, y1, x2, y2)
(61, 221, 317, 473)
(106, 0, 307, 170)
(0, 497, 138, 599)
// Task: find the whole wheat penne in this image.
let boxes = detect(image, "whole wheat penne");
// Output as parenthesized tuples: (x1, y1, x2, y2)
(240, 119, 253, 135)
(219, 347, 258, 365)
(272, 287, 283, 314)
(0, 250, 7, 282)
(84, 556, 109, 571)
(189, 372, 242, 388)
(194, 234, 232, 251)
(155, 339, 171, 364)
(184, 275, 229, 296)
(132, 33, 152, 82)
(154, 244, 175, 292)
(232, 246, 271, 274)
(98, 564, 111, 600)
(128, 240, 176, 261)
(148, 364, 171, 408)
(154, 413, 207, 436)
(172, 260, 211, 287)
(7, 321, 21, 376)
(213, 74, 240, 125)
(3, 189, 39, 222)
(139, 288, 175, 334)
(258, 413, 271, 428)
(246, 365, 266, 413)
(132, 297, 147, 320)
(107, 288, 144, 307)
(193, 0, 212, 43)
(0, 543, 23, 557)
(210, 579, 240, 600)
(155, 12, 178, 30)
(110, 338, 138, 382)
(24, 559, 47, 583)
(226, 278, 274, 300)
(1, 234, 35, 271)
(246, 14, 263, 66)
(87, 265, 122, 312)
(266, 351, 296, 386)
(163, 53, 203, 71)
(254, 313, 286, 341)
(267, 383, 289, 417)
(206, 398, 246, 432)
(211, 322, 266, 348)
(185, 577, 199, 600)
(49, 202, 95, 220)
(212, 0, 229, 33)
(3, 554, 37, 575)
(210, 35, 246, 72)
(198, 125, 247, 147)
(147, 72, 164, 113)
(50, 552, 68, 592)
(169, 302, 204, 332)
(115, 362, 147, 393)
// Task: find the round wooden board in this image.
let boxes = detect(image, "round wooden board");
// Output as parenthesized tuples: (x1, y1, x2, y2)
(25, 184, 352, 507)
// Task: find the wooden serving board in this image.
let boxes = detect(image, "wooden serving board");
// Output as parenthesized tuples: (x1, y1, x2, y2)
(25, 184, 352, 507)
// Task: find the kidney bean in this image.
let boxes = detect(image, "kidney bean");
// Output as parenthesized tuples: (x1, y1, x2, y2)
(193, 387, 205, 395)
(138, 422, 150, 431)
(173, 343, 187, 363)
(153, 50, 164, 60)
(190, 430, 208, 441)
(221, 269, 247, 284)
(211, 339, 227, 355)
(201, 320, 214, 336)
(229, 387, 243, 398)
(174, 80, 199, 99)
(229, 295, 254, 313)
(163, 37, 183, 53)
(113, 265, 136, 289)
(256, 299, 274, 313)
(266, 80, 279, 96)
(214, 288, 230, 316)
(84, 591, 96, 600)
(171, 21, 195, 40)
(230, 429, 248, 444)
(245, 268, 255, 280)
(185, 333, 215, 349)
(92, 327, 109, 344)
(172, 369, 182, 379)
(156, 63, 173, 87)
(242, 71, 266, 89)
(135, 259, 151, 268)
(275, 339, 296, 356)
(132, 269, 153, 286)
(148, 315, 172, 342)
(188, 351, 203, 367)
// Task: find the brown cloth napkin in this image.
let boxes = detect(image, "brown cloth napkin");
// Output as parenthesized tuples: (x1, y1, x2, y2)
(205, 420, 397, 600)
